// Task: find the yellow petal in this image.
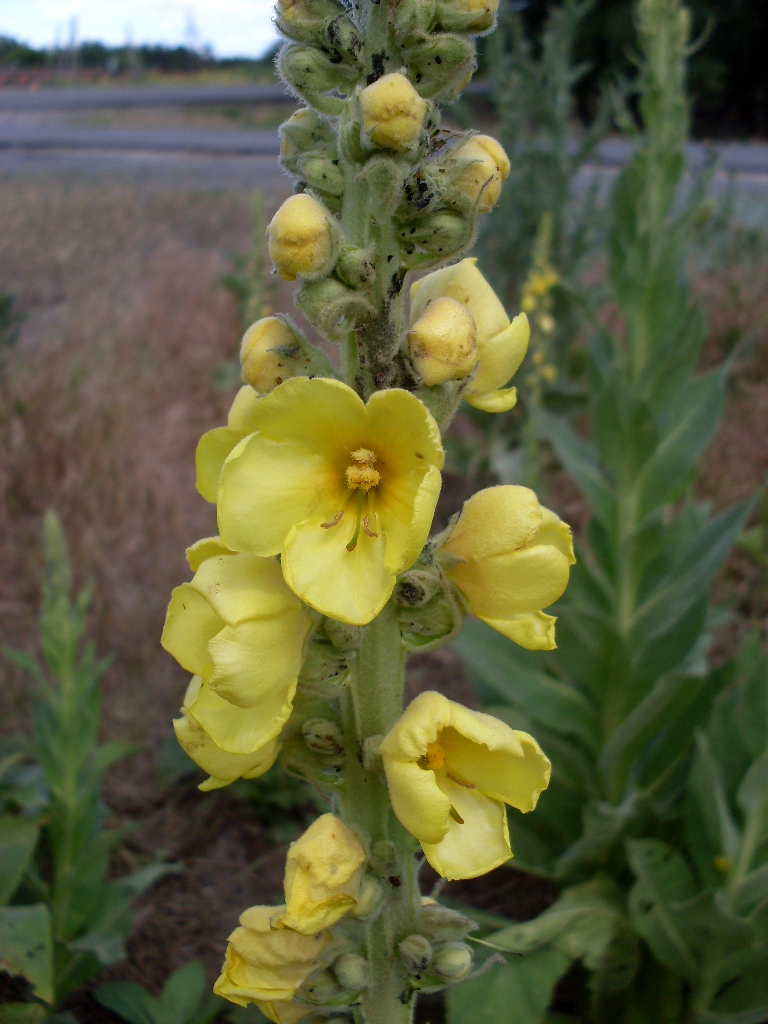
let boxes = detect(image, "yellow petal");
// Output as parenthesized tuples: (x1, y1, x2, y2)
(282, 516, 393, 625)
(421, 775, 511, 880)
(162, 584, 221, 676)
(466, 313, 530, 399)
(382, 758, 451, 845)
(185, 674, 295, 752)
(228, 385, 262, 429)
(366, 387, 445, 475)
(481, 610, 558, 651)
(444, 485, 544, 562)
(196, 426, 249, 504)
(218, 434, 342, 557)
(186, 536, 232, 572)
(450, 542, 572, 618)
(441, 726, 551, 812)
(411, 259, 508, 347)
(208, 613, 308, 709)
(464, 386, 518, 413)
(174, 712, 280, 790)
(378, 464, 442, 574)
(190, 554, 302, 626)
(256, 1000, 315, 1024)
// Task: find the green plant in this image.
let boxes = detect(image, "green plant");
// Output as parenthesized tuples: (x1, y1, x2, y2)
(1, 512, 168, 1014)
(447, 1, 766, 1021)
(0, 290, 25, 360)
(95, 959, 225, 1024)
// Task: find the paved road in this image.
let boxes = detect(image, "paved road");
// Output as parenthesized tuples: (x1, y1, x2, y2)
(0, 83, 295, 112)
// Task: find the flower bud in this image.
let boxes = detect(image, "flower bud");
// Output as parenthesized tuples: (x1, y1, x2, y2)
(419, 901, 478, 942)
(297, 154, 345, 196)
(336, 246, 375, 289)
(359, 73, 429, 153)
(448, 134, 509, 213)
(268, 194, 337, 281)
(300, 969, 342, 1004)
(299, 640, 351, 686)
(397, 934, 433, 976)
(323, 618, 364, 650)
(435, 0, 499, 33)
(240, 316, 296, 392)
(407, 296, 478, 386)
(405, 35, 476, 101)
(347, 876, 383, 919)
(280, 107, 336, 175)
(394, 569, 441, 607)
(398, 211, 469, 257)
(393, 0, 436, 41)
(297, 278, 375, 338)
(333, 953, 369, 992)
(279, 44, 359, 100)
(431, 942, 473, 981)
(301, 718, 344, 756)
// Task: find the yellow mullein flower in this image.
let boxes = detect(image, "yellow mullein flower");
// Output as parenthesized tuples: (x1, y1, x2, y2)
(439, 485, 575, 651)
(162, 550, 312, 712)
(217, 376, 444, 625)
(410, 258, 529, 412)
(214, 905, 332, 1008)
(359, 72, 429, 152)
(407, 296, 478, 386)
(450, 134, 509, 212)
(196, 385, 260, 503)
(174, 675, 281, 791)
(277, 813, 366, 934)
(380, 691, 550, 880)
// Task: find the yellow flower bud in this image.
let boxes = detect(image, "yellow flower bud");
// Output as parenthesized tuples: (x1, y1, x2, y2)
(240, 317, 296, 393)
(431, 942, 472, 981)
(451, 134, 510, 212)
(276, 813, 366, 934)
(436, 0, 500, 33)
(360, 72, 429, 152)
(268, 194, 337, 281)
(408, 296, 478, 386)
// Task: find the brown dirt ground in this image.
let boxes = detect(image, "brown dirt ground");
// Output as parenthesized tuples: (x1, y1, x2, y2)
(0, 172, 766, 1023)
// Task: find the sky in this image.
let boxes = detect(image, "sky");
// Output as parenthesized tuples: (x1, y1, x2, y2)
(0, 0, 281, 58)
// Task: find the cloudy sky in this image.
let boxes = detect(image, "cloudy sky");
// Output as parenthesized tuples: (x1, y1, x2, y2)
(1, 0, 281, 58)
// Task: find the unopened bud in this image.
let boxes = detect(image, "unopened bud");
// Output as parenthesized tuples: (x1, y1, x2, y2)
(398, 934, 433, 975)
(279, 44, 358, 112)
(395, 569, 440, 607)
(408, 297, 477, 386)
(336, 246, 375, 289)
(300, 969, 342, 1004)
(280, 107, 335, 174)
(360, 73, 429, 153)
(348, 876, 383, 919)
(448, 134, 509, 213)
(268, 194, 337, 281)
(323, 618, 364, 650)
(240, 316, 296, 392)
(301, 718, 344, 756)
(435, 0, 499, 33)
(405, 34, 476, 101)
(393, 0, 436, 41)
(299, 640, 351, 686)
(297, 153, 344, 196)
(297, 277, 375, 337)
(333, 953, 369, 992)
(419, 901, 478, 941)
(431, 942, 473, 981)
(276, 0, 344, 44)
(398, 211, 469, 256)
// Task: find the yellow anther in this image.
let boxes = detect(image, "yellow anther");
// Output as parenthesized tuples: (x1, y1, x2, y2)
(345, 450, 381, 491)
(417, 740, 446, 772)
(351, 448, 376, 466)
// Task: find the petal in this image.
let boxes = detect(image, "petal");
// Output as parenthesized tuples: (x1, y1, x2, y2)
(186, 536, 232, 572)
(464, 386, 517, 413)
(208, 612, 308, 709)
(421, 776, 511, 880)
(466, 314, 529, 399)
(218, 434, 342, 557)
(174, 713, 280, 788)
(378, 464, 442, 574)
(196, 426, 247, 504)
(382, 758, 451, 845)
(187, 673, 296, 750)
(190, 553, 302, 625)
(450, 542, 573, 618)
(256, 1000, 315, 1024)
(282, 516, 393, 625)
(162, 584, 221, 675)
(411, 259, 509, 343)
(380, 691, 456, 761)
(228, 384, 261, 429)
(443, 486, 544, 560)
(366, 388, 445, 474)
(441, 726, 551, 812)
(481, 610, 558, 650)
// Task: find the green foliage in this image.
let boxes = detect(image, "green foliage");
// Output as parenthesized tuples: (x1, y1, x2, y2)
(95, 960, 225, 1024)
(450, 2, 766, 1021)
(0, 291, 25, 361)
(2, 512, 167, 1008)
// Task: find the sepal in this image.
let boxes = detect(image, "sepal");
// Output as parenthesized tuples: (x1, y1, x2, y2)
(404, 34, 476, 101)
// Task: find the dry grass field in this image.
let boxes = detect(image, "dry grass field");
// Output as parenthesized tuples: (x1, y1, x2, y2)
(0, 170, 766, 1015)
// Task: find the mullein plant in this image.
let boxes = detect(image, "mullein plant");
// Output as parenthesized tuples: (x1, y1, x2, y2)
(159, 1, 576, 1022)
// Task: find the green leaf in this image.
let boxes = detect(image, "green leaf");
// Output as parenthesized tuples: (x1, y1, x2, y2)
(0, 1005, 47, 1024)
(555, 796, 645, 880)
(93, 741, 136, 777)
(0, 815, 42, 905)
(702, 954, 768, 1024)
(446, 949, 572, 1024)
(95, 982, 160, 1024)
(160, 960, 208, 1024)
(117, 861, 182, 899)
(0, 904, 54, 1004)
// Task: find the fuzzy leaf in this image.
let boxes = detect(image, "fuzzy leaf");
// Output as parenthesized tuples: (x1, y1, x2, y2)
(0, 904, 54, 1004)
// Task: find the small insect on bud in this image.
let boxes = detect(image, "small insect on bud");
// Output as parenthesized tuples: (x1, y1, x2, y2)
(408, 297, 478, 386)
(359, 73, 429, 153)
(268, 194, 337, 281)
(397, 934, 433, 976)
(301, 718, 344, 756)
(431, 942, 473, 981)
(240, 316, 296, 393)
(333, 953, 370, 992)
(449, 134, 510, 213)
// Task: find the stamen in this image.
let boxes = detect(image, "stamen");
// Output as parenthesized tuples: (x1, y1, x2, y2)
(321, 509, 344, 529)
(346, 491, 365, 552)
(362, 516, 378, 538)
(449, 806, 465, 824)
(446, 769, 476, 790)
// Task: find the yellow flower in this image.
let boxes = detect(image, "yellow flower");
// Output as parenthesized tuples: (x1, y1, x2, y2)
(450, 134, 510, 212)
(268, 194, 337, 281)
(277, 813, 366, 934)
(196, 386, 260, 503)
(380, 691, 550, 880)
(217, 377, 444, 625)
(240, 317, 297, 394)
(257, 1001, 314, 1024)
(174, 675, 281, 791)
(162, 550, 312, 711)
(359, 72, 429, 152)
(440, 485, 575, 651)
(407, 296, 478, 387)
(410, 259, 529, 412)
(214, 905, 331, 1008)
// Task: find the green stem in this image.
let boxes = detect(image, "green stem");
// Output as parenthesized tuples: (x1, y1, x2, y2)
(341, 604, 419, 1024)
